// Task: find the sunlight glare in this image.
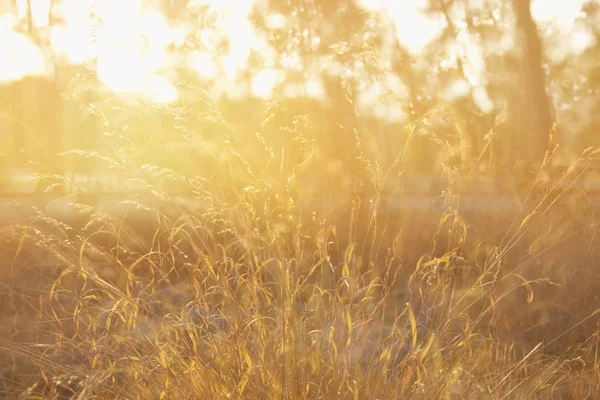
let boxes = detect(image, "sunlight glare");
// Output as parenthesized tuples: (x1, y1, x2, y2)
(569, 27, 596, 54)
(16, 0, 51, 27)
(305, 77, 326, 101)
(251, 69, 278, 99)
(222, 18, 256, 79)
(265, 13, 287, 30)
(200, 0, 258, 80)
(531, 0, 585, 27)
(50, 0, 96, 64)
(143, 75, 179, 104)
(385, 73, 409, 99)
(531, 0, 594, 62)
(0, 16, 48, 82)
(472, 86, 494, 114)
(192, 51, 218, 79)
(442, 79, 470, 101)
(356, 0, 446, 54)
(94, 0, 179, 102)
(547, 25, 596, 63)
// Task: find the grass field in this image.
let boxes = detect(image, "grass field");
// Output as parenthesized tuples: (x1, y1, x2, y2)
(2, 96, 600, 399)
(1, 1, 599, 397)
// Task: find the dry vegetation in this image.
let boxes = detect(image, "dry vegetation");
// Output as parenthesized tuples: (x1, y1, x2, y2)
(0, 1, 599, 398)
(1, 89, 600, 399)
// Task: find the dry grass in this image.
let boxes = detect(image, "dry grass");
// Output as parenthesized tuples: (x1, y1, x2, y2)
(1, 95, 600, 399)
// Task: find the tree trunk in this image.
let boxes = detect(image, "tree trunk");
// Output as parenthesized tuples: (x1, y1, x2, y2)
(511, 0, 554, 166)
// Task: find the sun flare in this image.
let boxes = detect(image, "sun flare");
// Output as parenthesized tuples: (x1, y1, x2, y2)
(0, 0, 594, 137)
(1, 0, 600, 398)
(1, 0, 590, 103)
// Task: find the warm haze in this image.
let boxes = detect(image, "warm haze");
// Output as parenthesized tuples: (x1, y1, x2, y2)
(1, 0, 599, 398)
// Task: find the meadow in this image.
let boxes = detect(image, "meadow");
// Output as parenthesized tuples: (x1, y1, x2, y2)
(1, 0, 600, 398)
(1, 89, 600, 399)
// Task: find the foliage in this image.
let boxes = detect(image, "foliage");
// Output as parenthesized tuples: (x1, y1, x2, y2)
(0, 0, 599, 399)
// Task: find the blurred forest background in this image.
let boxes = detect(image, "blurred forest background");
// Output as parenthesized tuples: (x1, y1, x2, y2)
(1, 0, 598, 183)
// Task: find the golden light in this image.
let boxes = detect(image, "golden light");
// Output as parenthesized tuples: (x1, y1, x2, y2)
(2, 0, 589, 108)
(251, 69, 279, 99)
(531, 0, 586, 27)
(16, 0, 51, 28)
(3, 0, 179, 102)
(305, 78, 326, 101)
(265, 12, 288, 30)
(140, 75, 179, 104)
(93, 0, 178, 102)
(197, 0, 258, 81)
(442, 79, 470, 101)
(0, 16, 48, 82)
(192, 51, 218, 79)
(50, 0, 96, 64)
(356, 0, 447, 54)
(221, 19, 256, 80)
(531, 0, 594, 62)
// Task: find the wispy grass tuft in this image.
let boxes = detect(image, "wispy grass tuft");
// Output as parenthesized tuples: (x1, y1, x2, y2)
(1, 94, 600, 399)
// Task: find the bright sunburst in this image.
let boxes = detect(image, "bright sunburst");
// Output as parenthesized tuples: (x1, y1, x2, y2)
(0, 0, 592, 104)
